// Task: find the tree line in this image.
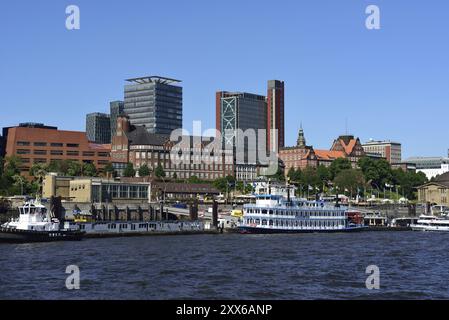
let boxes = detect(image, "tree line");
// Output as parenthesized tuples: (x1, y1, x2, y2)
(285, 157, 428, 200)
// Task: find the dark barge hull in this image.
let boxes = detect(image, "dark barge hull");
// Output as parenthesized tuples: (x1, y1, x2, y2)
(0, 228, 84, 243)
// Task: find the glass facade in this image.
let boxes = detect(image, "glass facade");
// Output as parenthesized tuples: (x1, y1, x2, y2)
(110, 101, 124, 138)
(124, 80, 182, 135)
(92, 183, 149, 203)
(220, 92, 267, 163)
(86, 113, 111, 144)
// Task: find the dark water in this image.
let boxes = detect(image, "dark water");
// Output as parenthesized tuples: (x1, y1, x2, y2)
(1, 232, 449, 300)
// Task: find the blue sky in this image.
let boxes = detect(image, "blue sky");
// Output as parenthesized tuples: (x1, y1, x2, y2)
(0, 0, 448, 159)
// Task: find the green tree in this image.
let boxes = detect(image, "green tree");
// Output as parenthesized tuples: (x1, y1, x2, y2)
(12, 174, 26, 196)
(358, 157, 393, 189)
(392, 168, 427, 200)
(123, 163, 136, 177)
(329, 158, 352, 180)
(301, 167, 320, 192)
(188, 175, 201, 184)
(0, 156, 4, 177)
(138, 163, 151, 177)
(29, 163, 48, 180)
(244, 183, 254, 194)
(316, 165, 331, 191)
(82, 163, 98, 177)
(67, 161, 82, 176)
(4, 156, 22, 177)
(103, 162, 115, 177)
(267, 167, 285, 182)
(155, 165, 166, 179)
(334, 169, 365, 196)
(287, 167, 302, 183)
(213, 175, 235, 193)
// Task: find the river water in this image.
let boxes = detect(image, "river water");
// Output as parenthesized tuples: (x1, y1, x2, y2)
(1, 232, 448, 300)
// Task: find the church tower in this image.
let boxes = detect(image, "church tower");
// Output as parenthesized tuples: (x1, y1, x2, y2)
(297, 124, 306, 147)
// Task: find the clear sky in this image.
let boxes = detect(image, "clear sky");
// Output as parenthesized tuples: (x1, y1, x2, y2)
(1, 0, 448, 159)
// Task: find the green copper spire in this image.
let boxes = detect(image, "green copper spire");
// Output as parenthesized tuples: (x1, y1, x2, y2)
(297, 123, 306, 147)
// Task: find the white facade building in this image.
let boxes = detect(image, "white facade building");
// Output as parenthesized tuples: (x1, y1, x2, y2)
(362, 139, 402, 164)
(406, 157, 449, 180)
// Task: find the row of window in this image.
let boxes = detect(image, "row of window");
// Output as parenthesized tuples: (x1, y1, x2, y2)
(246, 219, 344, 228)
(16, 149, 109, 157)
(17, 141, 80, 148)
(246, 208, 343, 217)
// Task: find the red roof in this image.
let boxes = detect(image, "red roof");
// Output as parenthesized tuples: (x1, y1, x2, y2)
(315, 150, 346, 160)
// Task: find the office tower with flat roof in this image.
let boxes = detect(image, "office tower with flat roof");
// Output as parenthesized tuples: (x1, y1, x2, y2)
(267, 80, 285, 153)
(86, 112, 111, 144)
(124, 76, 182, 135)
(362, 139, 402, 164)
(216, 91, 267, 151)
(110, 100, 125, 138)
(216, 91, 268, 180)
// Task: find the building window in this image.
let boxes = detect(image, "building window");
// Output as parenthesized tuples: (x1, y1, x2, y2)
(34, 150, 47, 155)
(51, 143, 64, 147)
(67, 151, 79, 156)
(50, 150, 64, 156)
(17, 141, 30, 146)
(17, 149, 31, 155)
(67, 143, 79, 148)
(82, 151, 95, 157)
(34, 142, 47, 147)
(98, 152, 109, 157)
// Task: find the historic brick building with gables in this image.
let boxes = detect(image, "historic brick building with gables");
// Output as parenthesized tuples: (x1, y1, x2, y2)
(278, 127, 366, 174)
(111, 116, 234, 180)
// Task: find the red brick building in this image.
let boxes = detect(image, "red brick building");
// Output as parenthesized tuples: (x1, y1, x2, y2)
(278, 127, 366, 174)
(111, 116, 234, 180)
(3, 123, 111, 175)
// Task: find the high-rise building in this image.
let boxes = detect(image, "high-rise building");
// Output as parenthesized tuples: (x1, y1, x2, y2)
(267, 80, 285, 153)
(362, 139, 402, 164)
(216, 91, 267, 151)
(124, 76, 182, 135)
(110, 100, 124, 138)
(216, 91, 268, 181)
(3, 123, 111, 176)
(86, 113, 111, 144)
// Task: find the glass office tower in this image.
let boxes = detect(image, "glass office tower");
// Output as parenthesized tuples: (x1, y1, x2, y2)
(86, 112, 111, 144)
(124, 76, 183, 135)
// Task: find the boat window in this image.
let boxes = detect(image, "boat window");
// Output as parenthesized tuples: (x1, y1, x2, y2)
(262, 209, 267, 214)
(269, 210, 273, 215)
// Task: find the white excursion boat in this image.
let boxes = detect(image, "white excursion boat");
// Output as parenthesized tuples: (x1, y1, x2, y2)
(410, 215, 449, 232)
(238, 195, 366, 234)
(0, 199, 84, 243)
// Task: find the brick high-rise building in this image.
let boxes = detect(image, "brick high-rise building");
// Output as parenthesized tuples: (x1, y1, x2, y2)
(3, 123, 111, 176)
(267, 80, 285, 153)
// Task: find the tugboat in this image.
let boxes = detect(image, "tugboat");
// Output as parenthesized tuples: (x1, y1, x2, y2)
(0, 198, 84, 243)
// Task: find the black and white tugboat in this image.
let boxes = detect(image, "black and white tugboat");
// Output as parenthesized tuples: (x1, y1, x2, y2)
(0, 198, 84, 243)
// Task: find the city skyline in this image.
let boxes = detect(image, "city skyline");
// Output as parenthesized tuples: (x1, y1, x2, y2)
(1, 0, 448, 159)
